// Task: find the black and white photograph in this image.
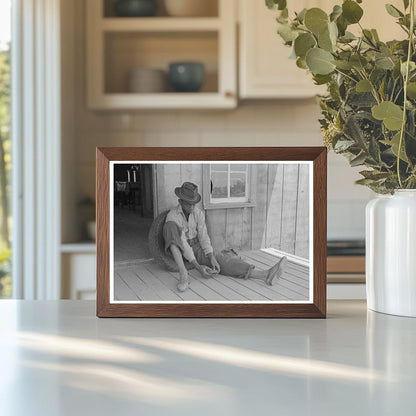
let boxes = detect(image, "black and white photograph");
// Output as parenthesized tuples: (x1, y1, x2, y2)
(109, 161, 313, 303)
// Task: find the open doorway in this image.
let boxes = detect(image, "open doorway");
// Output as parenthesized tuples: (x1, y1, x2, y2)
(113, 163, 154, 264)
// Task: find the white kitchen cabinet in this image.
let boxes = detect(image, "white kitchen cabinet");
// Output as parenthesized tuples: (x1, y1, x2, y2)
(61, 245, 96, 300)
(86, 0, 237, 109)
(238, 0, 404, 99)
(239, 0, 325, 99)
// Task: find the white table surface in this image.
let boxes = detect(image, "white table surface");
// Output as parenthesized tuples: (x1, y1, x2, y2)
(0, 300, 415, 416)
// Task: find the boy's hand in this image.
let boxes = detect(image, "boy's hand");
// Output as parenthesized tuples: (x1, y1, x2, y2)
(199, 265, 215, 279)
(208, 253, 220, 273)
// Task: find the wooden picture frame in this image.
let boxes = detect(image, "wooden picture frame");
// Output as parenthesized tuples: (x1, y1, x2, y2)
(96, 147, 327, 318)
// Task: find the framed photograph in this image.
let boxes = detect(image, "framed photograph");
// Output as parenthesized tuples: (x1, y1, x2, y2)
(96, 147, 327, 318)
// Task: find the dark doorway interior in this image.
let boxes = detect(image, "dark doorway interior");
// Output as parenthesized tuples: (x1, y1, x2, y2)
(113, 164, 154, 263)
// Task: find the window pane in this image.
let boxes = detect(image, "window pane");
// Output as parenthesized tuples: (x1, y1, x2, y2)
(210, 164, 228, 172)
(230, 172, 246, 198)
(211, 171, 228, 198)
(231, 164, 247, 172)
(0, 0, 11, 298)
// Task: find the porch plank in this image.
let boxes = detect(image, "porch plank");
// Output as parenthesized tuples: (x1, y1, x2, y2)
(147, 267, 205, 302)
(245, 251, 310, 288)
(239, 252, 309, 299)
(140, 264, 184, 301)
(121, 269, 163, 301)
(113, 249, 310, 302)
(187, 269, 250, 301)
(114, 272, 140, 301)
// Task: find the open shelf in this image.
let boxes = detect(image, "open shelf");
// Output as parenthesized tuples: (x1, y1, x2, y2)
(103, 0, 219, 18)
(104, 31, 218, 94)
(86, 0, 236, 109)
(101, 17, 221, 31)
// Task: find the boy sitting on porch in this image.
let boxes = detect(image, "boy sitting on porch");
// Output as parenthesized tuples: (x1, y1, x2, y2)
(163, 181, 287, 292)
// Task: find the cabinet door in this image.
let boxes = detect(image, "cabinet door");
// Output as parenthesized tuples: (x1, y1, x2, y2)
(239, 0, 405, 99)
(62, 253, 96, 300)
(239, 0, 326, 99)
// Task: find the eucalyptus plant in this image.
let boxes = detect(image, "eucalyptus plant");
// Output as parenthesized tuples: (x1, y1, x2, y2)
(267, 0, 416, 193)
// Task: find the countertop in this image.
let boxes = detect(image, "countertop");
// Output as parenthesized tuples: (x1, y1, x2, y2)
(0, 300, 415, 415)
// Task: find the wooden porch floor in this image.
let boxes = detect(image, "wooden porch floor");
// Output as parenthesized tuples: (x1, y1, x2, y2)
(114, 249, 310, 302)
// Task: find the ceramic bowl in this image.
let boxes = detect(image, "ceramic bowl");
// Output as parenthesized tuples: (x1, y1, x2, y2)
(114, 0, 157, 17)
(168, 62, 205, 92)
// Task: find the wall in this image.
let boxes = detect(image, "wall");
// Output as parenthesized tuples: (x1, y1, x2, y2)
(61, 0, 375, 243)
(155, 163, 310, 258)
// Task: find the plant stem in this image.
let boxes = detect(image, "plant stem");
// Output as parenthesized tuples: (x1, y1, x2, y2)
(359, 69, 381, 104)
(397, 0, 415, 188)
(334, 68, 358, 84)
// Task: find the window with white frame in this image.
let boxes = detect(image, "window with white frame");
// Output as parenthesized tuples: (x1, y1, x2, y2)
(203, 163, 256, 209)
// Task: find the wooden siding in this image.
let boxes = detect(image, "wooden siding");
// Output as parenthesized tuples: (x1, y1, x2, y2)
(155, 163, 309, 259)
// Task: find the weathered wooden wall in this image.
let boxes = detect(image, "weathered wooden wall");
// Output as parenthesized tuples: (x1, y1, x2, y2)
(155, 163, 309, 259)
(155, 163, 203, 214)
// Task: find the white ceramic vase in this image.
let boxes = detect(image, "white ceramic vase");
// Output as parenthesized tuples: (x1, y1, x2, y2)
(366, 190, 416, 317)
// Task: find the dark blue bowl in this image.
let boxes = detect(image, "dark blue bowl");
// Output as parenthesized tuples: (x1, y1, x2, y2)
(168, 62, 205, 93)
(114, 0, 157, 17)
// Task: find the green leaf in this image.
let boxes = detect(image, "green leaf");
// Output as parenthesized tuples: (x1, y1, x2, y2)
(378, 77, 386, 100)
(369, 136, 382, 163)
(304, 8, 329, 35)
(296, 57, 308, 69)
(318, 27, 334, 52)
(350, 152, 368, 167)
(375, 55, 395, 70)
(348, 92, 377, 107)
(328, 21, 338, 44)
(276, 14, 287, 24)
(342, 0, 364, 24)
(360, 170, 391, 180)
(334, 140, 355, 151)
(333, 60, 353, 70)
(344, 114, 367, 147)
(277, 23, 299, 43)
(372, 101, 404, 131)
(371, 29, 380, 42)
(330, 5, 342, 22)
(294, 33, 316, 58)
(403, 0, 410, 10)
(382, 132, 409, 162)
(296, 8, 307, 23)
(339, 31, 356, 43)
(385, 4, 404, 18)
(363, 29, 376, 46)
(401, 61, 416, 76)
(356, 79, 372, 92)
(393, 60, 402, 79)
(350, 54, 368, 70)
(336, 15, 348, 36)
(313, 74, 332, 85)
(266, 0, 287, 11)
(407, 82, 416, 99)
(306, 48, 335, 75)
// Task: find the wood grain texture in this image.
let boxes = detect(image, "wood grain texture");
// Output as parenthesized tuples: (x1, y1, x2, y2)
(295, 164, 310, 259)
(327, 256, 365, 274)
(280, 164, 299, 254)
(96, 147, 327, 318)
